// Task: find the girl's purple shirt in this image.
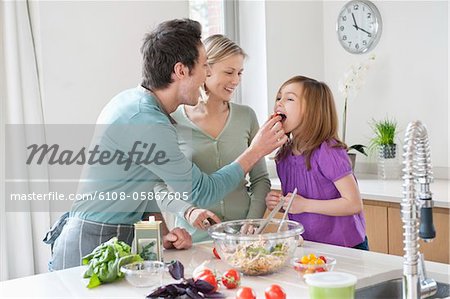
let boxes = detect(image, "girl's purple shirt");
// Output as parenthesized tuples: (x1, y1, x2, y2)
(276, 141, 366, 247)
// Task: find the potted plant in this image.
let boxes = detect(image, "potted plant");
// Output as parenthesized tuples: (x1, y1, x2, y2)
(369, 117, 398, 159)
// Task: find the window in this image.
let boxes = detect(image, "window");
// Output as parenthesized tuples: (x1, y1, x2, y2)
(189, 0, 225, 38)
(189, 0, 240, 103)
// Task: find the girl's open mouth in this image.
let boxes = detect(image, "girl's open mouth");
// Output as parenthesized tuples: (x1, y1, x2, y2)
(277, 113, 287, 122)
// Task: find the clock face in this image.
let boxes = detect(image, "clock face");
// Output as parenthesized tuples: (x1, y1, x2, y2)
(337, 0, 382, 54)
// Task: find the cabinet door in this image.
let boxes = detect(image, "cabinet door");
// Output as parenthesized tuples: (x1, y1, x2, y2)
(363, 201, 388, 253)
(388, 206, 449, 264)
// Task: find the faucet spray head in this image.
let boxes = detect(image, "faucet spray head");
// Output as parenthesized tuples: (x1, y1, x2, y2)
(419, 204, 436, 242)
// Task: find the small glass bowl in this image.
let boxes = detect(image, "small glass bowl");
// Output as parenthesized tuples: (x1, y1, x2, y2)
(292, 256, 336, 279)
(121, 261, 164, 288)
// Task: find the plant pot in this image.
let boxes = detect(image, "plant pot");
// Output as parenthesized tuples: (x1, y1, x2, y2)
(377, 144, 400, 179)
(348, 153, 356, 171)
(379, 144, 396, 159)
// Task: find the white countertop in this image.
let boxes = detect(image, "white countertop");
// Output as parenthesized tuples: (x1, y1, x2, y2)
(1, 241, 449, 298)
(270, 176, 450, 208)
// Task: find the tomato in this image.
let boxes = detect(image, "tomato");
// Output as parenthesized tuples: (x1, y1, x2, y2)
(315, 267, 326, 272)
(193, 269, 214, 280)
(319, 255, 327, 263)
(271, 113, 286, 121)
(307, 253, 317, 261)
(314, 258, 324, 265)
(221, 269, 240, 289)
(195, 272, 218, 293)
(300, 255, 309, 264)
(236, 286, 256, 299)
(213, 247, 221, 259)
(264, 284, 286, 299)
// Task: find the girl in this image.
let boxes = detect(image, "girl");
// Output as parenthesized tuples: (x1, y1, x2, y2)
(158, 34, 270, 242)
(265, 75, 368, 250)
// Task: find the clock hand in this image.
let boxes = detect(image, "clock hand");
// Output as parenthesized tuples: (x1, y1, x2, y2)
(359, 27, 372, 36)
(352, 13, 359, 30)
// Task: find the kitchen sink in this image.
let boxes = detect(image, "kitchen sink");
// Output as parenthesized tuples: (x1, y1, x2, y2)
(355, 278, 450, 299)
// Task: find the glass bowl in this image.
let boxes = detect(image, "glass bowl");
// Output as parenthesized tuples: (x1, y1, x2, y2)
(292, 255, 336, 279)
(120, 261, 164, 288)
(208, 219, 304, 276)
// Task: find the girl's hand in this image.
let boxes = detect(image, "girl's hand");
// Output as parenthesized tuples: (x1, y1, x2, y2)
(265, 190, 282, 210)
(283, 193, 306, 214)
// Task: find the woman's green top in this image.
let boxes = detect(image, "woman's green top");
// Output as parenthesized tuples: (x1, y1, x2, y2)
(157, 103, 270, 242)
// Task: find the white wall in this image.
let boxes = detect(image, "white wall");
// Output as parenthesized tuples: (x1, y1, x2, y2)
(239, 0, 324, 124)
(239, 1, 269, 123)
(265, 1, 324, 110)
(324, 0, 448, 174)
(240, 0, 448, 175)
(32, 0, 449, 173)
(35, 1, 189, 124)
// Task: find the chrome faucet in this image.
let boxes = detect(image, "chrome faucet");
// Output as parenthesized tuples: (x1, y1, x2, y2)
(401, 121, 437, 299)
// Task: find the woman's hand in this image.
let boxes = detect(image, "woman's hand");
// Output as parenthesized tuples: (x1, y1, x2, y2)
(186, 208, 221, 230)
(283, 193, 306, 214)
(265, 190, 282, 211)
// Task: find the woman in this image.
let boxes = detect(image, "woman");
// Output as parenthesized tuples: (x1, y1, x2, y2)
(157, 34, 270, 242)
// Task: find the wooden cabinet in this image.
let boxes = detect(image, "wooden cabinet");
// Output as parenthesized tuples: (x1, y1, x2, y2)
(388, 206, 449, 263)
(363, 200, 388, 253)
(364, 199, 449, 264)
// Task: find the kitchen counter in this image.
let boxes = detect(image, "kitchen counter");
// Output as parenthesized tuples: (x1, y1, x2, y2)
(270, 176, 450, 208)
(1, 241, 449, 298)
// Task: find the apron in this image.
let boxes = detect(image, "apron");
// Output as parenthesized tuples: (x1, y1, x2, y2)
(44, 214, 134, 271)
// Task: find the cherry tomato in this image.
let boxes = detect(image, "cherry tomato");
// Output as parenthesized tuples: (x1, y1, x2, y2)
(221, 269, 240, 289)
(307, 253, 317, 261)
(300, 255, 309, 264)
(213, 247, 221, 259)
(193, 269, 214, 280)
(195, 272, 218, 293)
(319, 255, 327, 263)
(236, 286, 256, 299)
(315, 258, 325, 265)
(316, 267, 326, 272)
(265, 284, 287, 299)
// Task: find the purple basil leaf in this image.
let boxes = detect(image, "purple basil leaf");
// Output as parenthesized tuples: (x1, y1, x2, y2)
(147, 286, 169, 298)
(165, 284, 180, 296)
(186, 278, 196, 288)
(186, 287, 203, 299)
(168, 260, 184, 280)
(173, 284, 187, 295)
(194, 279, 215, 294)
(204, 292, 226, 298)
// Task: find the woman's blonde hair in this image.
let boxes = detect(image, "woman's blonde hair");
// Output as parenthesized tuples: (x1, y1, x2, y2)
(275, 75, 347, 170)
(204, 34, 247, 65)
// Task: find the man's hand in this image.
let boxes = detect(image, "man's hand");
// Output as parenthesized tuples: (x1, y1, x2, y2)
(186, 208, 221, 230)
(163, 227, 192, 250)
(250, 116, 288, 158)
(237, 116, 288, 174)
(265, 190, 283, 211)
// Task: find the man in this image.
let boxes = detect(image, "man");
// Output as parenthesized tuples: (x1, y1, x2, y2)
(46, 19, 287, 271)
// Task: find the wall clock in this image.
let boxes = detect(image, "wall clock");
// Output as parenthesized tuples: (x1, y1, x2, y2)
(336, 0, 382, 54)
